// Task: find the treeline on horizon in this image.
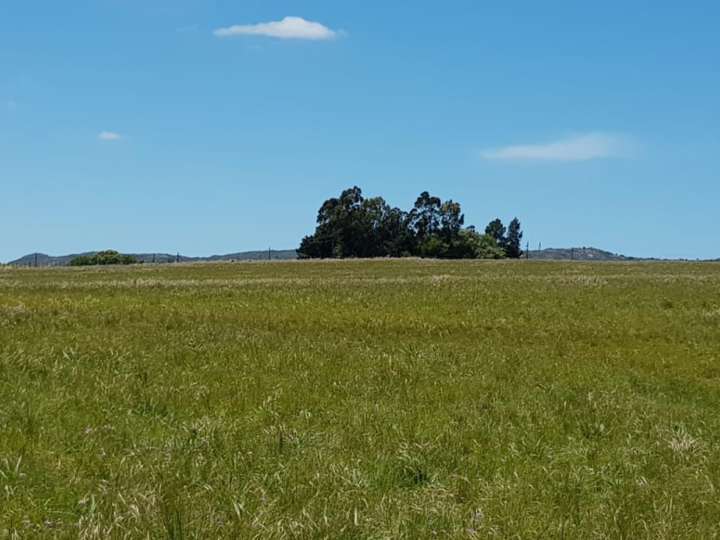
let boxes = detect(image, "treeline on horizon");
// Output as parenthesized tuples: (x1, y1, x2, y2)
(70, 250, 138, 266)
(299, 186, 523, 260)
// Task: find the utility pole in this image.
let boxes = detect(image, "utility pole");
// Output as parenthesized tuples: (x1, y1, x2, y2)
(526, 242, 530, 259)
(268, 247, 272, 261)
(34, 253, 38, 268)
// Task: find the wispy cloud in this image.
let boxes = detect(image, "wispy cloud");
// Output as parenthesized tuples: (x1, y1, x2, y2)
(98, 131, 122, 141)
(214, 16, 339, 41)
(480, 133, 633, 162)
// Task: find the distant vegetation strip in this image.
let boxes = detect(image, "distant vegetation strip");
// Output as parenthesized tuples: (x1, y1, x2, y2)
(69, 250, 138, 266)
(8, 247, 652, 267)
(8, 250, 298, 267)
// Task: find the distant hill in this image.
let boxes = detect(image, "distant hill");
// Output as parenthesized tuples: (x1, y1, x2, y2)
(8, 250, 299, 267)
(527, 247, 637, 261)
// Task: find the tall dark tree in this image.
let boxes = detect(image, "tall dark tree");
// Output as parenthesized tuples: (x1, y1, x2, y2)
(375, 205, 415, 257)
(506, 218, 524, 258)
(410, 192, 443, 242)
(299, 187, 358, 259)
(298, 186, 414, 259)
(408, 193, 469, 258)
(438, 200, 464, 241)
(485, 218, 507, 246)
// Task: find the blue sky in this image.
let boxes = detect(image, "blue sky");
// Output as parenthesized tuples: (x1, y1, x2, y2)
(1, 1, 719, 261)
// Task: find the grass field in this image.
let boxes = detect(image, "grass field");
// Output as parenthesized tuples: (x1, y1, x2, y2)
(1, 260, 720, 539)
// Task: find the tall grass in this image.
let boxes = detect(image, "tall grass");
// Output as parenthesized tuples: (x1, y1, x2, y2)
(1, 260, 719, 538)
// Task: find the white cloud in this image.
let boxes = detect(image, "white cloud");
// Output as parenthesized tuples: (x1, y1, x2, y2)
(214, 16, 338, 41)
(480, 133, 633, 162)
(98, 131, 122, 141)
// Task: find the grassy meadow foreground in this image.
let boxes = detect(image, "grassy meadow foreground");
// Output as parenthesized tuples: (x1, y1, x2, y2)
(1, 260, 720, 538)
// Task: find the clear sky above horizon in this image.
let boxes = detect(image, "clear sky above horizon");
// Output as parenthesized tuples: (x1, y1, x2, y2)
(2, 0, 719, 261)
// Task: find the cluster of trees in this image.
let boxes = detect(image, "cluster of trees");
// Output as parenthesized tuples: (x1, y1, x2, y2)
(298, 187, 523, 260)
(69, 250, 138, 266)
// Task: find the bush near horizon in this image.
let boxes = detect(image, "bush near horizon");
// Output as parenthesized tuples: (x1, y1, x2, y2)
(69, 250, 138, 266)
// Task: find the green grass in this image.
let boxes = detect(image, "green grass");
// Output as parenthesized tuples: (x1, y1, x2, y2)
(1, 259, 719, 538)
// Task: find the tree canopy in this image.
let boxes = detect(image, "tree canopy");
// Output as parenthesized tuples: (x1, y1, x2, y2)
(69, 250, 138, 266)
(299, 187, 523, 260)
